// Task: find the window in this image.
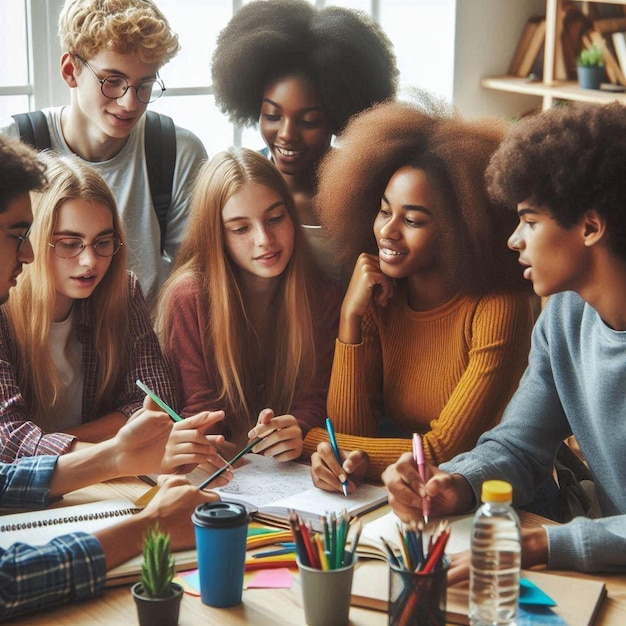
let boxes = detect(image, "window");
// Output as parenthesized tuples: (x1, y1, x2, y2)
(0, 0, 455, 151)
(0, 0, 30, 119)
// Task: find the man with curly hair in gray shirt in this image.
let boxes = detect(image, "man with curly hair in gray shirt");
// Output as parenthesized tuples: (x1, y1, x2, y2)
(382, 102, 626, 579)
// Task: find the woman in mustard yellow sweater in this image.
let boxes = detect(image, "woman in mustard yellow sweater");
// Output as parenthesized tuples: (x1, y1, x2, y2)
(306, 99, 535, 490)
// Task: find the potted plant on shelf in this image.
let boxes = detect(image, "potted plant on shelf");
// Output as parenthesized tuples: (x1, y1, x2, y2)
(131, 526, 183, 626)
(577, 44, 606, 90)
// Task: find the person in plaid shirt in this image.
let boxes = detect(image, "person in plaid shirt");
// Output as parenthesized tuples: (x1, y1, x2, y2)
(0, 135, 226, 620)
(0, 407, 224, 621)
(0, 152, 177, 462)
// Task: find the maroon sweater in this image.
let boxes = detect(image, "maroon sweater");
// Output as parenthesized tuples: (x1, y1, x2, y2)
(163, 275, 339, 441)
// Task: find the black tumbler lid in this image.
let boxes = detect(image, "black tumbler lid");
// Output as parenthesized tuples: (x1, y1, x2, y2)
(192, 501, 249, 528)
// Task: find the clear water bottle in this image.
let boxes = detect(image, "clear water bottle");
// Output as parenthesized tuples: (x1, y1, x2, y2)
(469, 480, 521, 626)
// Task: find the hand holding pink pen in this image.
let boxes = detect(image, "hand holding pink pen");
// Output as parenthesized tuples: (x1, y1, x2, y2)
(412, 433, 430, 524)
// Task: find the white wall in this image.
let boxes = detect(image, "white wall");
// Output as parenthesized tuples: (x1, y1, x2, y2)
(453, 0, 546, 119)
(22, 0, 549, 127)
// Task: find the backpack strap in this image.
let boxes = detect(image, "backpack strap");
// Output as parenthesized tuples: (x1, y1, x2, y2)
(144, 110, 177, 254)
(12, 111, 52, 150)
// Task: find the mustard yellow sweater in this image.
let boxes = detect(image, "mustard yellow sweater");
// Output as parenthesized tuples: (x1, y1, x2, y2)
(303, 287, 534, 480)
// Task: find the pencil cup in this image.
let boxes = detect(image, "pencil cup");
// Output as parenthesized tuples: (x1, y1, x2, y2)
(388, 559, 449, 626)
(297, 555, 357, 626)
(192, 501, 249, 608)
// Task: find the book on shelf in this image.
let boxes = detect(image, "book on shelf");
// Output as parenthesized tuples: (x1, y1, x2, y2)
(350, 510, 606, 626)
(612, 32, 626, 77)
(552, 2, 569, 81)
(0, 500, 197, 587)
(592, 16, 626, 38)
(588, 17, 626, 86)
(561, 3, 594, 79)
(152, 453, 388, 530)
(515, 17, 546, 78)
(509, 16, 541, 76)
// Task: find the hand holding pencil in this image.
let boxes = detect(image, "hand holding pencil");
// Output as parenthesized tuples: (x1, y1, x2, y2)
(159, 411, 230, 476)
(134, 380, 230, 477)
(310, 418, 370, 495)
(382, 451, 475, 523)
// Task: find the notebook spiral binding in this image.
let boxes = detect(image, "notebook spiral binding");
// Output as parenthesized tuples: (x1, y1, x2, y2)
(0, 507, 138, 532)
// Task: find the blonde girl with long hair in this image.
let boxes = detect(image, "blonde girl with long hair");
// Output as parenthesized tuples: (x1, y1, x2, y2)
(156, 148, 339, 461)
(0, 153, 183, 462)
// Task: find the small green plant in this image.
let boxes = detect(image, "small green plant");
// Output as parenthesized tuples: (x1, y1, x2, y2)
(578, 44, 605, 68)
(140, 526, 175, 598)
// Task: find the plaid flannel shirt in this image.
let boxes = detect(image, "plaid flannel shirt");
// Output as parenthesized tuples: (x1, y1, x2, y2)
(0, 272, 176, 461)
(0, 456, 106, 620)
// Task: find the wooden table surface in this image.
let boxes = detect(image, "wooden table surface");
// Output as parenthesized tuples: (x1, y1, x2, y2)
(5, 477, 626, 626)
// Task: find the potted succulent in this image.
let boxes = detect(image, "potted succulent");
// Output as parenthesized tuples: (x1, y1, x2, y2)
(577, 44, 606, 90)
(131, 526, 183, 626)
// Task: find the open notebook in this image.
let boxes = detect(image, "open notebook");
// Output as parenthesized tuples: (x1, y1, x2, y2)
(355, 508, 474, 561)
(351, 510, 606, 626)
(0, 499, 197, 586)
(180, 453, 388, 530)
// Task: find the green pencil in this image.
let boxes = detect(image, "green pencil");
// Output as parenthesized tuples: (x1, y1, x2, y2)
(197, 437, 261, 491)
(136, 379, 183, 423)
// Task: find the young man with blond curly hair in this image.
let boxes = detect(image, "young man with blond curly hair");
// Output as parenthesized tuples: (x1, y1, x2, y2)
(1, 0, 207, 303)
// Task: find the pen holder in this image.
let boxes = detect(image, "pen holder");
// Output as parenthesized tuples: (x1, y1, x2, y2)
(297, 555, 357, 626)
(388, 558, 449, 626)
(192, 501, 249, 608)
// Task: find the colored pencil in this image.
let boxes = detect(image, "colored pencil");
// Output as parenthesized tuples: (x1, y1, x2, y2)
(325, 417, 349, 496)
(136, 379, 183, 422)
(197, 437, 261, 490)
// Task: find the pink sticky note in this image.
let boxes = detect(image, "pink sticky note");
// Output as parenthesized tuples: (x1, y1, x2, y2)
(245, 568, 293, 589)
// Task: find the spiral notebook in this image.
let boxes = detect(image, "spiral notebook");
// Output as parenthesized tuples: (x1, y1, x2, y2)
(0, 500, 197, 586)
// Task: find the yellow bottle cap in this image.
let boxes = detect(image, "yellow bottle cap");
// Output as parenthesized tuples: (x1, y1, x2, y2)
(481, 480, 513, 503)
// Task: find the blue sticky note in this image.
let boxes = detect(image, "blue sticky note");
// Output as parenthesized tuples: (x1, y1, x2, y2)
(518, 606, 567, 626)
(520, 577, 557, 607)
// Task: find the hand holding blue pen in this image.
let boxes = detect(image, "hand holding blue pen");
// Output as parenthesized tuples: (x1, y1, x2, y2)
(325, 417, 350, 497)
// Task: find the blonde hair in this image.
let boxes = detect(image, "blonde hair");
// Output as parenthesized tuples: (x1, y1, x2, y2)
(59, 0, 180, 65)
(6, 152, 130, 428)
(156, 148, 317, 436)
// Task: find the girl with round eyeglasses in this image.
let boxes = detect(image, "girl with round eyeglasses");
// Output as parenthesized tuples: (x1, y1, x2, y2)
(0, 152, 176, 460)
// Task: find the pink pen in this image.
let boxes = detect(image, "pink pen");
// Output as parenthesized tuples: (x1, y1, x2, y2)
(412, 433, 430, 524)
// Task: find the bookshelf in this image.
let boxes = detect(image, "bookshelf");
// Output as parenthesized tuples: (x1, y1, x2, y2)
(481, 0, 626, 110)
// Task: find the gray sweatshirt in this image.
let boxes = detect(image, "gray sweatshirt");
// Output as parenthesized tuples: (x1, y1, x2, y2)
(442, 291, 626, 573)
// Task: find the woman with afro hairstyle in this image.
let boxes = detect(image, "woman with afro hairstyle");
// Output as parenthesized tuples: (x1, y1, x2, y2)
(211, 0, 397, 286)
(305, 99, 536, 492)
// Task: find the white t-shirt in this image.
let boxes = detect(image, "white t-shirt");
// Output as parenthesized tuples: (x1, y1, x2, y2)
(49, 312, 83, 429)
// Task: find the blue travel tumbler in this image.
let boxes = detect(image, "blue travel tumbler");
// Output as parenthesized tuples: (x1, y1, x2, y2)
(192, 501, 249, 607)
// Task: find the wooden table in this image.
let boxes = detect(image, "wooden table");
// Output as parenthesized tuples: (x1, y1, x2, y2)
(6, 477, 626, 625)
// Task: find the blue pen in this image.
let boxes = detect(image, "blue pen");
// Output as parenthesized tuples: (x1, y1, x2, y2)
(252, 545, 297, 558)
(325, 417, 349, 497)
